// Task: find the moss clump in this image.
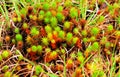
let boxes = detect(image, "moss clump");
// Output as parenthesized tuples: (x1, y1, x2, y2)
(1, 50, 10, 59)
(92, 42, 100, 51)
(22, 23, 28, 29)
(91, 27, 100, 36)
(44, 17, 50, 24)
(35, 65, 43, 75)
(50, 17, 58, 27)
(31, 45, 37, 52)
(17, 17, 22, 22)
(64, 21, 71, 30)
(15, 34, 23, 41)
(54, 26, 61, 32)
(2, 65, 9, 72)
(56, 12, 64, 22)
(37, 45, 43, 54)
(14, 28, 20, 33)
(115, 31, 120, 37)
(41, 37, 49, 46)
(43, 3, 50, 11)
(81, 30, 87, 37)
(72, 37, 78, 45)
(4, 71, 12, 77)
(105, 42, 111, 48)
(66, 32, 73, 43)
(57, 6, 63, 12)
(70, 7, 78, 18)
(30, 27, 39, 36)
(45, 25, 52, 33)
(89, 36, 96, 42)
(73, 28, 79, 34)
(83, 38, 88, 43)
(107, 24, 113, 32)
(45, 11, 52, 18)
(58, 31, 65, 39)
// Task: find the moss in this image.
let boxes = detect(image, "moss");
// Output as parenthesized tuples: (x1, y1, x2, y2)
(66, 32, 73, 42)
(57, 6, 63, 12)
(29, 14, 33, 19)
(50, 51, 58, 59)
(51, 2, 57, 9)
(38, 15, 44, 21)
(37, 45, 43, 53)
(100, 37, 107, 45)
(91, 27, 100, 36)
(43, 3, 50, 11)
(18, 55, 23, 61)
(64, 21, 71, 30)
(2, 65, 9, 72)
(98, 16, 105, 23)
(15, 34, 23, 41)
(31, 45, 37, 52)
(45, 11, 52, 18)
(54, 26, 61, 32)
(2, 50, 10, 59)
(56, 12, 64, 22)
(12, 39, 16, 44)
(50, 17, 58, 27)
(20, 8, 27, 16)
(64, 0, 72, 7)
(73, 28, 79, 34)
(45, 25, 52, 33)
(4, 71, 12, 77)
(77, 56, 84, 63)
(92, 42, 99, 51)
(35, 65, 43, 75)
(44, 17, 50, 24)
(30, 27, 39, 36)
(105, 42, 111, 48)
(70, 7, 78, 18)
(81, 30, 87, 37)
(23, 23, 28, 29)
(47, 33, 53, 40)
(58, 30, 65, 39)
(115, 31, 120, 36)
(41, 37, 49, 46)
(90, 36, 96, 42)
(67, 59, 73, 65)
(45, 47, 51, 52)
(61, 49, 65, 54)
(32, 15, 37, 21)
(83, 38, 88, 43)
(72, 37, 78, 44)
(107, 24, 113, 32)
(17, 17, 22, 22)
(39, 10, 45, 15)
(14, 28, 20, 33)
(12, 17, 17, 22)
